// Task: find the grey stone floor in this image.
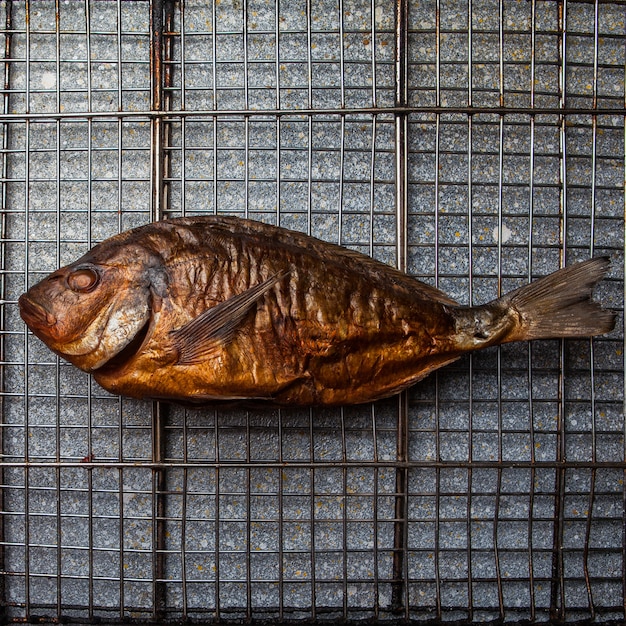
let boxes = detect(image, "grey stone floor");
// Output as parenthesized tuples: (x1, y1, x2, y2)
(0, 0, 624, 622)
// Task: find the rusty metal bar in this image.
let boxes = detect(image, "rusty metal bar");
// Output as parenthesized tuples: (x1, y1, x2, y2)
(391, 0, 410, 615)
(149, 0, 176, 619)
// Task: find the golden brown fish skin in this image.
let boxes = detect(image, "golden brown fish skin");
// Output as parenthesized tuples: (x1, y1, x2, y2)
(92, 217, 462, 405)
(19, 216, 615, 407)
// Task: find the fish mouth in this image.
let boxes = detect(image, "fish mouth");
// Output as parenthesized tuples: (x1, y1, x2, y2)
(18, 294, 57, 329)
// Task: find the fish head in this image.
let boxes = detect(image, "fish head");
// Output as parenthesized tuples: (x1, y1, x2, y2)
(19, 241, 166, 372)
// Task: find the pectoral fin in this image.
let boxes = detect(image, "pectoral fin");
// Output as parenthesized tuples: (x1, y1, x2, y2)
(170, 271, 289, 365)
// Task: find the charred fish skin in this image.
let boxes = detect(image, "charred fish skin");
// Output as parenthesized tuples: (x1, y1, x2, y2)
(19, 216, 616, 407)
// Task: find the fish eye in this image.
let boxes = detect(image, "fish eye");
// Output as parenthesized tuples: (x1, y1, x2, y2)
(67, 267, 100, 293)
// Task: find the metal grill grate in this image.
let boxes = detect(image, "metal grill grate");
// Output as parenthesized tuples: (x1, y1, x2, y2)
(0, 0, 624, 623)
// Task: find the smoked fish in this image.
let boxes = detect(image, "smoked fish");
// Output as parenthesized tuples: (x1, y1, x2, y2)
(19, 216, 616, 406)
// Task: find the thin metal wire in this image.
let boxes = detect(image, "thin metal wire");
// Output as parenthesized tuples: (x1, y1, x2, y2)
(0, 2, 10, 616)
(623, 22, 626, 620)
(21, 2, 31, 619)
(582, 4, 601, 617)
(552, 2, 568, 618)
(526, 1, 537, 619)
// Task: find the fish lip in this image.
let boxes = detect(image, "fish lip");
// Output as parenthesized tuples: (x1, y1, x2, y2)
(18, 294, 57, 328)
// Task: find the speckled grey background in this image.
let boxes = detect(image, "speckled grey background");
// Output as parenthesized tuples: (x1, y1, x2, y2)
(1, 0, 624, 623)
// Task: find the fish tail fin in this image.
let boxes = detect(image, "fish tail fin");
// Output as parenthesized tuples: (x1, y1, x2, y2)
(451, 258, 615, 352)
(497, 257, 616, 343)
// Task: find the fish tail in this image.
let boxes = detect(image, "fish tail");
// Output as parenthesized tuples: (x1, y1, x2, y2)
(451, 257, 616, 351)
(496, 257, 615, 343)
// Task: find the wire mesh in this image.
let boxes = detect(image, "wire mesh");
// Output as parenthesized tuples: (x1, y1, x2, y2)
(0, 0, 624, 623)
